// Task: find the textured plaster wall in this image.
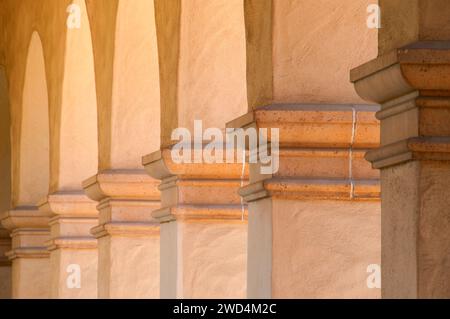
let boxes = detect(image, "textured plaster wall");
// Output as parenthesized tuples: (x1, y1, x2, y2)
(179, 221, 247, 298)
(110, 0, 161, 169)
(178, 0, 247, 131)
(0, 66, 10, 212)
(272, 200, 381, 298)
(17, 32, 49, 205)
(272, 0, 378, 104)
(378, 0, 450, 55)
(58, 0, 98, 191)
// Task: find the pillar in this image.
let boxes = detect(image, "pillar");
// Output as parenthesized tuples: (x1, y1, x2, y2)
(225, 0, 381, 298)
(150, 0, 248, 298)
(83, 170, 160, 298)
(0, 207, 51, 299)
(228, 105, 381, 298)
(143, 150, 248, 298)
(351, 0, 450, 299)
(38, 193, 98, 299)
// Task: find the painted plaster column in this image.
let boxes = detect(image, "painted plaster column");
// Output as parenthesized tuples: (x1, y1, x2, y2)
(228, 105, 381, 298)
(0, 227, 11, 298)
(143, 149, 248, 298)
(38, 193, 98, 299)
(83, 170, 160, 298)
(0, 208, 51, 299)
(351, 0, 450, 299)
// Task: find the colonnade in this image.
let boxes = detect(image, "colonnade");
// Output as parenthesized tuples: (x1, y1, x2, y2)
(0, 0, 449, 299)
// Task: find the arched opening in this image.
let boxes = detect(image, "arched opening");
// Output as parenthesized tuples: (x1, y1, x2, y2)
(108, 0, 160, 169)
(56, 0, 98, 190)
(16, 32, 50, 206)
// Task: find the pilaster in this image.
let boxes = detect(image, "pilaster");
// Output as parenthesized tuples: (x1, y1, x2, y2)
(38, 192, 98, 299)
(0, 207, 51, 299)
(352, 41, 450, 298)
(83, 170, 160, 298)
(227, 104, 381, 298)
(143, 149, 248, 298)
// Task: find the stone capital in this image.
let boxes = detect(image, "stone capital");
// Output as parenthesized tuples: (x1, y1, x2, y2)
(351, 41, 450, 105)
(0, 207, 51, 260)
(143, 148, 248, 222)
(227, 104, 381, 202)
(83, 170, 160, 239)
(38, 192, 98, 251)
(83, 169, 160, 202)
(351, 41, 450, 169)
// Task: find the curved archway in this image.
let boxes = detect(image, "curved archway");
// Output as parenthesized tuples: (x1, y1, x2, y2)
(56, 0, 98, 191)
(16, 32, 50, 206)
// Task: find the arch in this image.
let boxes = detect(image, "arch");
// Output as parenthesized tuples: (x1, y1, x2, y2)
(55, 0, 98, 191)
(16, 32, 50, 206)
(108, 0, 161, 169)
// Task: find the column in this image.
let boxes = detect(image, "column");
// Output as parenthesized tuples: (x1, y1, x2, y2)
(228, 105, 381, 298)
(226, 0, 381, 298)
(83, 170, 160, 298)
(143, 149, 248, 298)
(351, 0, 450, 299)
(0, 207, 51, 299)
(38, 192, 98, 299)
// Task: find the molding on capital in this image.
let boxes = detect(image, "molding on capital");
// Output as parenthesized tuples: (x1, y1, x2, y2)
(83, 170, 161, 238)
(38, 192, 98, 251)
(351, 41, 450, 105)
(227, 104, 380, 148)
(240, 179, 380, 202)
(83, 169, 160, 202)
(38, 191, 98, 219)
(91, 222, 160, 238)
(143, 148, 249, 223)
(227, 105, 381, 202)
(0, 206, 51, 231)
(152, 205, 248, 223)
(366, 137, 450, 169)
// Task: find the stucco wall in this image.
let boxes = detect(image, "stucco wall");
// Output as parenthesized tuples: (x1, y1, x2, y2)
(273, 0, 378, 104)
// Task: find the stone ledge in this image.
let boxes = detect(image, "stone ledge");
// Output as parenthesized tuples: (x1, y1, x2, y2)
(239, 178, 380, 202)
(91, 222, 160, 239)
(366, 137, 450, 169)
(152, 205, 248, 223)
(351, 41, 450, 105)
(46, 237, 97, 251)
(83, 169, 160, 202)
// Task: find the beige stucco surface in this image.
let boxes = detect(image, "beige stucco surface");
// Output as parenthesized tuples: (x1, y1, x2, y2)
(273, 0, 378, 104)
(272, 200, 380, 298)
(178, 0, 247, 131)
(11, 258, 50, 299)
(98, 235, 160, 299)
(178, 221, 247, 299)
(110, 0, 161, 169)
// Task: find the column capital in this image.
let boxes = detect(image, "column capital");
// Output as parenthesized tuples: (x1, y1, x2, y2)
(352, 41, 450, 169)
(83, 169, 160, 202)
(38, 192, 97, 251)
(143, 148, 248, 223)
(227, 104, 381, 202)
(351, 41, 450, 105)
(0, 207, 50, 260)
(83, 170, 160, 238)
